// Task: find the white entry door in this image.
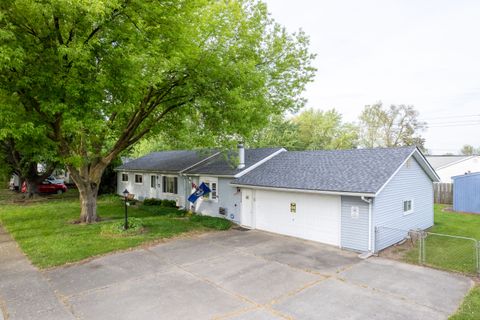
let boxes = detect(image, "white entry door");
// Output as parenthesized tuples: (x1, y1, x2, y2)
(241, 189, 254, 228)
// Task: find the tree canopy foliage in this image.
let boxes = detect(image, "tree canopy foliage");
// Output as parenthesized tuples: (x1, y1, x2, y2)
(0, 104, 58, 195)
(0, 0, 315, 222)
(248, 108, 358, 150)
(358, 103, 426, 150)
(460, 144, 479, 156)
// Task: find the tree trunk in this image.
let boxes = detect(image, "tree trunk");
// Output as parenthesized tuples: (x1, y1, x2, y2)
(78, 182, 99, 223)
(67, 163, 106, 223)
(25, 179, 38, 198)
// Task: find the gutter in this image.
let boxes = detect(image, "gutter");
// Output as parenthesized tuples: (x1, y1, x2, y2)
(232, 184, 376, 198)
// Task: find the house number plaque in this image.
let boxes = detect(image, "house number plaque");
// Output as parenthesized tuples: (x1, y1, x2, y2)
(351, 206, 359, 219)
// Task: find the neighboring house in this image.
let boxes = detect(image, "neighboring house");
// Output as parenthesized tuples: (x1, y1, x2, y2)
(115, 146, 285, 223)
(452, 172, 480, 214)
(232, 146, 439, 253)
(116, 146, 438, 253)
(426, 155, 480, 182)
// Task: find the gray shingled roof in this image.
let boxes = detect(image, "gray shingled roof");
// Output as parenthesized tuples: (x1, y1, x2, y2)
(115, 150, 216, 173)
(426, 155, 471, 169)
(185, 148, 283, 176)
(232, 146, 418, 194)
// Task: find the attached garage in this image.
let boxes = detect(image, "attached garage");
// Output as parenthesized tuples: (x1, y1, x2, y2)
(233, 147, 439, 253)
(242, 189, 341, 246)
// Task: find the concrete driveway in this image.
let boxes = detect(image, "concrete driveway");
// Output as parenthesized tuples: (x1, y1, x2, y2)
(38, 229, 473, 320)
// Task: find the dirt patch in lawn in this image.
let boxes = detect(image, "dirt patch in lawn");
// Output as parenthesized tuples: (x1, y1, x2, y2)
(377, 239, 418, 261)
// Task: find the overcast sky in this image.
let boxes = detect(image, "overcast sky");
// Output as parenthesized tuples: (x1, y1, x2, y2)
(264, 0, 480, 154)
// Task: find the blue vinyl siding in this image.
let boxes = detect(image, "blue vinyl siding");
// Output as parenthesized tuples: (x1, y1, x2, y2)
(453, 173, 480, 213)
(341, 196, 370, 252)
(373, 157, 434, 252)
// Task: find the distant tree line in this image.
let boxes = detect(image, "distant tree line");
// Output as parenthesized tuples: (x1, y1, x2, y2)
(129, 102, 428, 157)
(460, 145, 480, 155)
(247, 102, 427, 152)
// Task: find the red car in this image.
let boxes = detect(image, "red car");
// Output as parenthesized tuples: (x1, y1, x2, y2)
(21, 181, 68, 194)
(39, 181, 68, 194)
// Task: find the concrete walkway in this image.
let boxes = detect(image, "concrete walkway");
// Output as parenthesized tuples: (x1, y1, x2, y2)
(0, 226, 73, 320)
(0, 227, 474, 319)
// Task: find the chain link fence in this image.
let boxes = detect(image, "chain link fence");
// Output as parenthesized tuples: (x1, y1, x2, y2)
(376, 226, 480, 276)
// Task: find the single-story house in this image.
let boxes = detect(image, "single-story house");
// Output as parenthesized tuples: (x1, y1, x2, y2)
(115, 149, 217, 207)
(426, 155, 480, 182)
(115, 146, 285, 222)
(116, 146, 439, 253)
(452, 172, 480, 214)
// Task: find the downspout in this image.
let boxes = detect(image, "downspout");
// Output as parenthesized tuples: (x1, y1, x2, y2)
(361, 196, 373, 252)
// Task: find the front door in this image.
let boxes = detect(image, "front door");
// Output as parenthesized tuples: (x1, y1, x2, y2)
(241, 189, 254, 228)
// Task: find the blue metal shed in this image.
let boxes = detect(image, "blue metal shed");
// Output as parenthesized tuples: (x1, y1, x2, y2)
(452, 172, 480, 213)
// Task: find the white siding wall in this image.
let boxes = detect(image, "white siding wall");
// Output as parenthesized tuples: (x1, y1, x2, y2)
(436, 157, 480, 182)
(194, 177, 241, 223)
(117, 172, 186, 206)
(373, 157, 434, 252)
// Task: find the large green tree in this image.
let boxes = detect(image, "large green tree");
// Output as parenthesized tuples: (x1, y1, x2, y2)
(0, 0, 315, 222)
(292, 108, 358, 150)
(358, 103, 427, 150)
(249, 108, 358, 150)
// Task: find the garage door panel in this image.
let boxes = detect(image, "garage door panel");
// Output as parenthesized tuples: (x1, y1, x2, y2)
(254, 190, 341, 246)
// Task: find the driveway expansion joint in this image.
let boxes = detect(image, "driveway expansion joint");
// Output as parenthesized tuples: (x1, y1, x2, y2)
(334, 275, 453, 315)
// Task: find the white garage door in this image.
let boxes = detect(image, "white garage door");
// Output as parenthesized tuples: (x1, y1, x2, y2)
(253, 190, 341, 246)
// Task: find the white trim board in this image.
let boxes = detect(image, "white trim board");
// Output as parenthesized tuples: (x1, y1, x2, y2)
(375, 148, 439, 197)
(435, 156, 475, 170)
(234, 148, 287, 178)
(231, 184, 376, 197)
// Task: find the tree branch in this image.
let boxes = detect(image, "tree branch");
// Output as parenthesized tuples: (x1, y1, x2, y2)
(54, 16, 64, 45)
(127, 98, 194, 146)
(83, 0, 128, 45)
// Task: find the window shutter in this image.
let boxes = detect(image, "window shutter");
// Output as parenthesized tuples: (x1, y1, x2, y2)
(174, 177, 178, 194)
(162, 176, 166, 193)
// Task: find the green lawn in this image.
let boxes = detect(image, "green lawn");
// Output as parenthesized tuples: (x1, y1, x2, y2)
(450, 286, 480, 320)
(401, 204, 480, 320)
(0, 190, 231, 268)
(405, 204, 480, 274)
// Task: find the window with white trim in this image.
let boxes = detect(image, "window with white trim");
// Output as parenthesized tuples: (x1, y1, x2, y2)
(135, 174, 143, 184)
(211, 182, 217, 200)
(151, 175, 156, 188)
(121, 173, 128, 182)
(403, 200, 413, 215)
(162, 176, 178, 194)
(200, 177, 218, 201)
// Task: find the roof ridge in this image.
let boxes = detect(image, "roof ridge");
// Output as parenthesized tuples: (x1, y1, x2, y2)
(282, 146, 416, 154)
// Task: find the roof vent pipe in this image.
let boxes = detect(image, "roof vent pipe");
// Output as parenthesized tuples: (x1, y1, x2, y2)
(237, 143, 245, 169)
